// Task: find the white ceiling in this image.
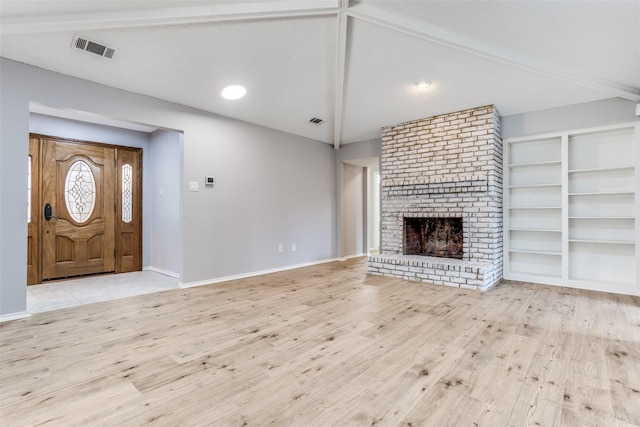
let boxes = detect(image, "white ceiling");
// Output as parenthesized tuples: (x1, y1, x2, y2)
(1, 0, 639, 148)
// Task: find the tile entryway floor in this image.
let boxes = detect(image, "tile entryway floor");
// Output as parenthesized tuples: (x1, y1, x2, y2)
(27, 271, 180, 314)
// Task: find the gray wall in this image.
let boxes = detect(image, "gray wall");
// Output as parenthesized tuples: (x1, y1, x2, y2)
(149, 130, 183, 277)
(337, 138, 381, 163)
(0, 58, 337, 317)
(502, 98, 639, 138)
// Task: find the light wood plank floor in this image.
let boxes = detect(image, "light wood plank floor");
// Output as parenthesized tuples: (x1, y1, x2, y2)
(1, 258, 639, 426)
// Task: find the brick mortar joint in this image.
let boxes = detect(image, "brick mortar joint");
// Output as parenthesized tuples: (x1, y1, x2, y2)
(382, 175, 491, 187)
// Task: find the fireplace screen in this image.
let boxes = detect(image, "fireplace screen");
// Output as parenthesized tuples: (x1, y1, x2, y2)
(404, 217, 463, 259)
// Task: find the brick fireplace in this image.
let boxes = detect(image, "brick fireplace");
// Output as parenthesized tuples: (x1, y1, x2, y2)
(368, 105, 503, 290)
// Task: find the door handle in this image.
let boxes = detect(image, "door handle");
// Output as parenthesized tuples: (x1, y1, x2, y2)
(44, 203, 59, 221)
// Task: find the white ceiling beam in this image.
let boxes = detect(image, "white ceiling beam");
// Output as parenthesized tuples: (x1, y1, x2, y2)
(30, 102, 159, 133)
(333, 0, 349, 150)
(347, 4, 640, 102)
(1, 1, 341, 34)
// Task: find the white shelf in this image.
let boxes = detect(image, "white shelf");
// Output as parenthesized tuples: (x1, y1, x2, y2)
(510, 183, 561, 189)
(509, 228, 562, 233)
(510, 160, 562, 168)
(569, 216, 635, 220)
(509, 251, 562, 278)
(509, 206, 561, 210)
(510, 165, 561, 187)
(509, 249, 562, 256)
(569, 191, 635, 196)
(509, 137, 561, 166)
(568, 127, 635, 171)
(569, 239, 635, 245)
(568, 168, 635, 194)
(568, 165, 635, 174)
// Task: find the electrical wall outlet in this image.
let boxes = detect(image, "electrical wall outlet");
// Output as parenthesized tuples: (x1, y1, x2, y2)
(292, 244, 296, 252)
(278, 244, 283, 253)
(189, 181, 199, 192)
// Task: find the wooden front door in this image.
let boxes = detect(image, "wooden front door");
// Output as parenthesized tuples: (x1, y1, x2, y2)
(41, 138, 116, 280)
(28, 135, 143, 284)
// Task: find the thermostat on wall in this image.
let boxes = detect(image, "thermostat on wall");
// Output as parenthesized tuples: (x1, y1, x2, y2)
(205, 176, 215, 187)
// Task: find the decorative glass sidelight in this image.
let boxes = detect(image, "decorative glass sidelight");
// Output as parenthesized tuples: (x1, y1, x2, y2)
(64, 160, 96, 223)
(28, 156, 32, 223)
(122, 164, 132, 223)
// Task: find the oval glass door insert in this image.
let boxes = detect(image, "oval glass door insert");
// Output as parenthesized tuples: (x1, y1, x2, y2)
(64, 160, 96, 223)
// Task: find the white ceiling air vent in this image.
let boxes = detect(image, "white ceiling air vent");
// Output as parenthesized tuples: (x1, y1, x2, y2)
(309, 117, 324, 124)
(71, 34, 116, 60)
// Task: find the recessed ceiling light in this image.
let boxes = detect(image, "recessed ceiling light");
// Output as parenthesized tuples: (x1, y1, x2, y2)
(416, 79, 432, 89)
(221, 84, 246, 100)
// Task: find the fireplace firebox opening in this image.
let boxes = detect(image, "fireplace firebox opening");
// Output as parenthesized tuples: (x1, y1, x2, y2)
(403, 217, 463, 259)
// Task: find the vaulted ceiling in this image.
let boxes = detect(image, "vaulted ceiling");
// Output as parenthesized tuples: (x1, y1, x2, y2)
(1, 0, 639, 148)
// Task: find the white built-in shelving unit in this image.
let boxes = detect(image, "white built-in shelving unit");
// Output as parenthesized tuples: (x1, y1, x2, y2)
(504, 123, 639, 295)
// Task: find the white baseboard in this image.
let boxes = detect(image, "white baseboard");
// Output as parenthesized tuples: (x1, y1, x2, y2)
(338, 253, 368, 261)
(179, 257, 340, 289)
(143, 266, 180, 279)
(0, 311, 31, 323)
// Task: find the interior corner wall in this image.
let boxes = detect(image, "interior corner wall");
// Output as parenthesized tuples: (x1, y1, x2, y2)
(335, 138, 382, 258)
(369, 167, 380, 251)
(149, 129, 182, 277)
(0, 57, 337, 317)
(341, 163, 365, 257)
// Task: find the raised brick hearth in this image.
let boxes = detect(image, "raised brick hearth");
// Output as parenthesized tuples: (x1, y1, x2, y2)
(368, 105, 503, 290)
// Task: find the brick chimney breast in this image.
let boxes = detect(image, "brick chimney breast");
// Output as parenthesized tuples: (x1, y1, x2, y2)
(368, 105, 503, 291)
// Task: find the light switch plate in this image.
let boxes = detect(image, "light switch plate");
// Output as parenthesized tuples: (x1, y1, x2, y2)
(189, 181, 199, 192)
